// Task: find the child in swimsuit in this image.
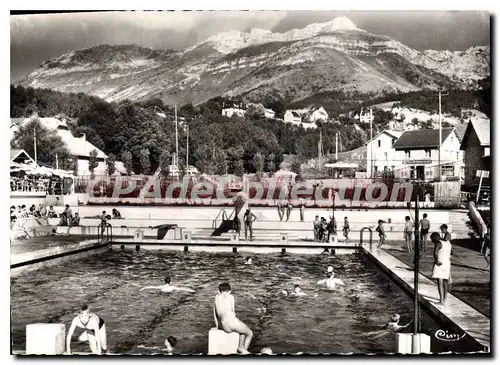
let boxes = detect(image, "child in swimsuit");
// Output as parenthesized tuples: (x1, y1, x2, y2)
(343, 217, 350, 242)
(66, 304, 107, 354)
(376, 220, 387, 248)
(214, 282, 253, 354)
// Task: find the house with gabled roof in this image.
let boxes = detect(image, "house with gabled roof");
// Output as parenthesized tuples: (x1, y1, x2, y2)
(10, 116, 127, 176)
(11, 149, 36, 165)
(392, 127, 464, 181)
(365, 130, 403, 177)
(284, 110, 302, 124)
(460, 119, 490, 188)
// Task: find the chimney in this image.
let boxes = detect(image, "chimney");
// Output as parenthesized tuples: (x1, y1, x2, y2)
(80, 133, 86, 141)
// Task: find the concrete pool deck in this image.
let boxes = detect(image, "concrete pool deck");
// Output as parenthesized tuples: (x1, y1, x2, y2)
(10, 235, 490, 353)
(363, 245, 490, 352)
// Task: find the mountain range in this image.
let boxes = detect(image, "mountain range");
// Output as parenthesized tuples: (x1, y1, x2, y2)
(15, 17, 490, 106)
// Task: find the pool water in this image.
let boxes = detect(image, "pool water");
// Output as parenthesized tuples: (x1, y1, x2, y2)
(10, 250, 484, 354)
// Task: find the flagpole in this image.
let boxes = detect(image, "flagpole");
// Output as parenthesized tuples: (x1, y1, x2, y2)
(175, 105, 179, 168)
(438, 90, 442, 180)
(33, 129, 37, 165)
(186, 125, 189, 170)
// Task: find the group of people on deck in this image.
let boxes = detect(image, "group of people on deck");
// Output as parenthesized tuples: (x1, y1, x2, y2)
(313, 216, 350, 243)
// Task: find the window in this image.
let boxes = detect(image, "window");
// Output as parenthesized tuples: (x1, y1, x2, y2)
(378, 140, 381, 147)
(405, 150, 410, 158)
(442, 165, 454, 176)
(425, 149, 431, 158)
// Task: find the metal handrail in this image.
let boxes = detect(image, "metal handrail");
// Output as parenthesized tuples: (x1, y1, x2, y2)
(97, 221, 113, 243)
(360, 227, 373, 248)
(212, 209, 227, 230)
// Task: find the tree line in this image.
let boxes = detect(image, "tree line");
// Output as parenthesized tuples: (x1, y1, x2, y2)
(10, 81, 490, 176)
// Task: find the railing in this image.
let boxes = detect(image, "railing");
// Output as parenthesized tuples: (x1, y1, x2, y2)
(97, 221, 113, 243)
(360, 227, 373, 248)
(212, 208, 236, 230)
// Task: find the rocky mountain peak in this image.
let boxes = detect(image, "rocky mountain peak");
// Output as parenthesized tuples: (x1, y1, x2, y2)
(190, 16, 363, 54)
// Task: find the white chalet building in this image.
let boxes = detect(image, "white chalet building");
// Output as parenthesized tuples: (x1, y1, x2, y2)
(392, 128, 464, 181)
(10, 116, 127, 176)
(366, 130, 403, 177)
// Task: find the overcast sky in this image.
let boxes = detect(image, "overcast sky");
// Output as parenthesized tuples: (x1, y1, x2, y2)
(10, 10, 490, 81)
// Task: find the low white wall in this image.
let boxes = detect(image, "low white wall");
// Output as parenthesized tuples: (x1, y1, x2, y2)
(468, 202, 487, 237)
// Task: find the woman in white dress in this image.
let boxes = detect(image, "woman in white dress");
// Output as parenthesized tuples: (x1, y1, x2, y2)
(430, 232, 451, 305)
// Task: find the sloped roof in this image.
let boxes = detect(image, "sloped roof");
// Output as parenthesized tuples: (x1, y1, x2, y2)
(467, 119, 490, 146)
(10, 149, 35, 164)
(11, 117, 107, 159)
(392, 128, 457, 149)
(10, 149, 22, 160)
(366, 130, 403, 145)
(459, 119, 490, 150)
(454, 123, 468, 141)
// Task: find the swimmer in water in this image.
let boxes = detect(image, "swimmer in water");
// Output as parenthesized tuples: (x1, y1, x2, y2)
(66, 304, 107, 355)
(282, 285, 315, 297)
(140, 276, 195, 293)
(385, 314, 412, 331)
(364, 314, 413, 340)
(260, 346, 273, 355)
(292, 284, 308, 296)
(164, 336, 177, 354)
(214, 282, 253, 354)
(137, 336, 177, 354)
(244, 256, 252, 265)
(316, 266, 345, 290)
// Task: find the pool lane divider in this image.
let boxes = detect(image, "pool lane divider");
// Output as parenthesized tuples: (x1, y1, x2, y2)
(11, 240, 111, 276)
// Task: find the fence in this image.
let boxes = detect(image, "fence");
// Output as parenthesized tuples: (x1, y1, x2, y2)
(433, 181, 461, 208)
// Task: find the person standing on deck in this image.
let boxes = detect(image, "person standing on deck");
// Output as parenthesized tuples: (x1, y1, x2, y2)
(430, 232, 452, 305)
(243, 209, 257, 241)
(233, 215, 241, 237)
(313, 216, 320, 242)
(404, 216, 413, 253)
(440, 224, 452, 242)
(483, 228, 491, 269)
(376, 220, 387, 248)
(343, 217, 350, 243)
(419, 214, 430, 252)
(100, 211, 109, 235)
(286, 203, 292, 221)
(277, 202, 284, 221)
(327, 216, 337, 242)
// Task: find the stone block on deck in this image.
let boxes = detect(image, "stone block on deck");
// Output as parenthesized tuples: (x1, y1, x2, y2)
(26, 323, 66, 355)
(208, 328, 239, 355)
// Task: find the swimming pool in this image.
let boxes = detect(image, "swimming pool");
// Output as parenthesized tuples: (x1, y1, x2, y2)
(10, 250, 483, 354)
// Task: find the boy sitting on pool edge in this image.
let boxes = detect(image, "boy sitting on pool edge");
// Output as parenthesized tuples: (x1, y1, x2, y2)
(213, 282, 253, 354)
